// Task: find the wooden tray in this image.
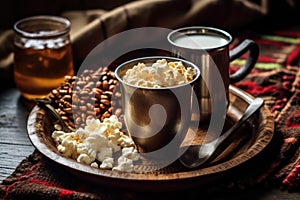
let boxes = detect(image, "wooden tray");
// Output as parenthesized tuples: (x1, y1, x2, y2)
(27, 85, 274, 191)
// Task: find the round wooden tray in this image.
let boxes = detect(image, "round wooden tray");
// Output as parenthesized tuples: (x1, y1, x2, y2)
(27, 85, 274, 191)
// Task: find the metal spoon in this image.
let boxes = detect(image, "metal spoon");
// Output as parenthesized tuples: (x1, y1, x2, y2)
(35, 98, 75, 132)
(179, 97, 264, 168)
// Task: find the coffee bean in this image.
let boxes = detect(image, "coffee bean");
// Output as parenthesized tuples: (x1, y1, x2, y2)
(62, 94, 71, 102)
(102, 80, 109, 90)
(99, 103, 106, 110)
(100, 99, 110, 106)
(79, 106, 87, 111)
(48, 67, 123, 129)
(64, 107, 72, 114)
(109, 85, 115, 92)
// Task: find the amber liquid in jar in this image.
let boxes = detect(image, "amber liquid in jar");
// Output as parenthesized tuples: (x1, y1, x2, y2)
(13, 16, 74, 100)
(14, 40, 74, 99)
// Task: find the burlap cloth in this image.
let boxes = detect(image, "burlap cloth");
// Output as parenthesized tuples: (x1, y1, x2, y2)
(1, 0, 299, 81)
(0, 0, 300, 199)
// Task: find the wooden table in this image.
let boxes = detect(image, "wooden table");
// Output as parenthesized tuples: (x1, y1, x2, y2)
(0, 86, 35, 181)
(1, 84, 300, 199)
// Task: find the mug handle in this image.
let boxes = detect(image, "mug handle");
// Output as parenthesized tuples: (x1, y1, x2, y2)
(229, 39, 259, 83)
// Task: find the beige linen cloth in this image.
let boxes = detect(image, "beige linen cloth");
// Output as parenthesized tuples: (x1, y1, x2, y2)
(0, 0, 298, 83)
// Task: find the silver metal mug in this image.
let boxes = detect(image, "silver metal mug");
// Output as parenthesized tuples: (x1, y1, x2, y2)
(115, 56, 200, 156)
(167, 26, 259, 121)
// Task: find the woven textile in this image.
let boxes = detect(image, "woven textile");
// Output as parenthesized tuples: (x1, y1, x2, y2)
(1, 27, 300, 199)
(232, 28, 300, 191)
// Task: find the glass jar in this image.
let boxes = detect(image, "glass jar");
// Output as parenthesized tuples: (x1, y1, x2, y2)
(13, 15, 74, 100)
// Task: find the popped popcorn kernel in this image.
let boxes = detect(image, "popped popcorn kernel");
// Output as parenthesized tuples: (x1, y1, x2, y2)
(112, 156, 134, 173)
(52, 115, 138, 172)
(77, 153, 93, 165)
(91, 162, 99, 168)
(122, 59, 195, 88)
(97, 147, 113, 162)
(100, 157, 114, 169)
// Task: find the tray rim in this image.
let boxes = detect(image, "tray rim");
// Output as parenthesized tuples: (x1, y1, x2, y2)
(26, 85, 275, 188)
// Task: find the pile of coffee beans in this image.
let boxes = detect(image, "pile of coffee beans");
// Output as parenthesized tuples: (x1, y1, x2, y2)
(48, 67, 123, 129)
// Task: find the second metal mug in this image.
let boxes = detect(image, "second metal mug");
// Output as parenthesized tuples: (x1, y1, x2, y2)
(168, 26, 259, 121)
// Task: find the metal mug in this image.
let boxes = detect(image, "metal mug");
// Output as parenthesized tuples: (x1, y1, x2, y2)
(115, 56, 200, 157)
(167, 26, 259, 121)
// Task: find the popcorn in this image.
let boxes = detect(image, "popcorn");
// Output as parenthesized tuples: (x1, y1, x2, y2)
(100, 157, 114, 169)
(77, 153, 93, 165)
(112, 156, 134, 173)
(52, 115, 138, 172)
(91, 162, 99, 168)
(97, 147, 113, 162)
(122, 59, 195, 88)
(111, 147, 139, 173)
(52, 131, 81, 159)
(121, 147, 139, 161)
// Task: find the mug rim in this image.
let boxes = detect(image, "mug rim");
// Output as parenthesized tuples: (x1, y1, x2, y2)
(115, 56, 200, 90)
(167, 26, 233, 51)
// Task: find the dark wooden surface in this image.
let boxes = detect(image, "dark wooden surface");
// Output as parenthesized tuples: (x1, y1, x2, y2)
(1, 85, 300, 199)
(0, 86, 35, 181)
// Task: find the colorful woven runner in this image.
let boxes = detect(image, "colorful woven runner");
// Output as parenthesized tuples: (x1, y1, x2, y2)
(231, 28, 300, 191)
(1, 27, 300, 199)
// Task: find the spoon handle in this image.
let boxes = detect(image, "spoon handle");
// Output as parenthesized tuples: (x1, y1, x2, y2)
(215, 97, 264, 148)
(35, 98, 75, 132)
